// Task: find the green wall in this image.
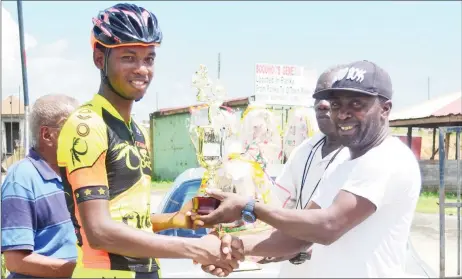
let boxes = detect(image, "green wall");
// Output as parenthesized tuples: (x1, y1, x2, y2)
(151, 113, 198, 180)
(151, 106, 246, 181)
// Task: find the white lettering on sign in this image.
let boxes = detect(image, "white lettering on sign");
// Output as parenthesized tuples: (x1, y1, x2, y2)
(254, 63, 310, 96)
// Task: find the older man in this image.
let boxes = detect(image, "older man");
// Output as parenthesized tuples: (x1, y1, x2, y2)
(263, 65, 350, 277)
(1, 95, 79, 278)
(196, 60, 422, 278)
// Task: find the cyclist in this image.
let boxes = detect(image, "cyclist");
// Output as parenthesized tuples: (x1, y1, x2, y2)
(57, 3, 240, 278)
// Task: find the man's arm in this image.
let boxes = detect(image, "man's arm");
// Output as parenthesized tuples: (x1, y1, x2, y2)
(77, 199, 210, 259)
(196, 187, 376, 246)
(253, 190, 376, 245)
(3, 251, 75, 278)
(1, 177, 75, 278)
(240, 229, 310, 258)
(242, 201, 319, 261)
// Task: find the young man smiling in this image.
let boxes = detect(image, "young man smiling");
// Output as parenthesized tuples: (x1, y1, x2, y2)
(195, 60, 422, 278)
(57, 3, 240, 278)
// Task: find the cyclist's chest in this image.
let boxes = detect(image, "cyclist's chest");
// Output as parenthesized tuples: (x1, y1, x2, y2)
(105, 124, 152, 199)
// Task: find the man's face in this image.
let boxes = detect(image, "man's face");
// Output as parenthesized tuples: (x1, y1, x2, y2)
(328, 91, 391, 149)
(314, 99, 336, 137)
(40, 115, 70, 163)
(104, 45, 156, 101)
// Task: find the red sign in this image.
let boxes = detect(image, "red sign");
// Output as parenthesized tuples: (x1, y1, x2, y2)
(396, 136, 422, 159)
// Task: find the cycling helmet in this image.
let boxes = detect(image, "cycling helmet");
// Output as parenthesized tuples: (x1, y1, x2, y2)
(91, 3, 163, 49)
(91, 3, 162, 102)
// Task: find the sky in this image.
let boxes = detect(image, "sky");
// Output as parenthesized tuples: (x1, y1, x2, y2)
(2, 1, 461, 122)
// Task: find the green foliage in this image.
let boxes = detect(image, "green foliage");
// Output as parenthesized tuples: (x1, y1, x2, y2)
(2, 254, 9, 278)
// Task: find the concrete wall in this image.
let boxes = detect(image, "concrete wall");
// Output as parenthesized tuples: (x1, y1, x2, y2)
(420, 160, 461, 193)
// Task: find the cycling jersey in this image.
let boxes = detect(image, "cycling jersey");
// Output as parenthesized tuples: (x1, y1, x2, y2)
(57, 94, 159, 276)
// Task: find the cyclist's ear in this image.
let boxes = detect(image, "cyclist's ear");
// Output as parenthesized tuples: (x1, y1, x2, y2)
(93, 48, 105, 70)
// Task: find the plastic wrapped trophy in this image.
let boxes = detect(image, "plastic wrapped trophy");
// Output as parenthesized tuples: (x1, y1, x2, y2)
(189, 65, 227, 215)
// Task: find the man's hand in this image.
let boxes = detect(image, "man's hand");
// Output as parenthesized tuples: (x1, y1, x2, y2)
(192, 233, 243, 277)
(191, 189, 249, 227)
(200, 233, 245, 277)
(172, 200, 207, 229)
(152, 200, 212, 232)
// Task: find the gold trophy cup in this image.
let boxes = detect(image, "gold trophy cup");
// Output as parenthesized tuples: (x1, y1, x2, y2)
(189, 65, 227, 215)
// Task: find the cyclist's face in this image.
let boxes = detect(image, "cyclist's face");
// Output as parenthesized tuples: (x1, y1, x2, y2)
(106, 45, 156, 100)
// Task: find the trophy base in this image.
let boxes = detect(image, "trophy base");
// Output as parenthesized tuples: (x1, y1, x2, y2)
(192, 196, 221, 215)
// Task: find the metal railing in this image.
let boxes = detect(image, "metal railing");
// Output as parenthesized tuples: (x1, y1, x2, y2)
(439, 126, 462, 278)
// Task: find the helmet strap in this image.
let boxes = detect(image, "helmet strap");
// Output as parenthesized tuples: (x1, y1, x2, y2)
(102, 48, 134, 101)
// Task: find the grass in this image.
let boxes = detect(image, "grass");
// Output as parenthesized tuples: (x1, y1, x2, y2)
(2, 255, 8, 278)
(151, 180, 173, 192)
(416, 191, 460, 215)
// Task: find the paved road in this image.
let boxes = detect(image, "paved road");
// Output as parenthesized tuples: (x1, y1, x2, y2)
(410, 213, 461, 277)
(151, 190, 461, 278)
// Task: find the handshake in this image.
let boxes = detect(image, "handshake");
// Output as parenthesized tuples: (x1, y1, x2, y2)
(151, 188, 311, 277)
(151, 188, 261, 277)
(192, 231, 246, 277)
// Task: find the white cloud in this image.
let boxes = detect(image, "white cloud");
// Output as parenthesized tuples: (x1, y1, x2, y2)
(1, 5, 99, 107)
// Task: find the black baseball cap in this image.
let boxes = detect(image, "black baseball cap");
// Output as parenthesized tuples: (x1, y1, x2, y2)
(313, 60, 393, 100)
(313, 64, 347, 94)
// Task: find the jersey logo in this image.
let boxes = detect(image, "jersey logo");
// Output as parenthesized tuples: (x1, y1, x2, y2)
(76, 123, 90, 137)
(113, 141, 151, 171)
(71, 137, 89, 166)
(76, 108, 93, 120)
(119, 204, 152, 229)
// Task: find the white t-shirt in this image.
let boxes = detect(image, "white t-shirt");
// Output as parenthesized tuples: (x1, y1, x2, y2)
(274, 132, 350, 210)
(306, 136, 422, 278)
(273, 132, 350, 278)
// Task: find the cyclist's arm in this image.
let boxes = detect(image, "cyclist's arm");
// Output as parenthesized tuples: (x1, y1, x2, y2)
(137, 124, 197, 233)
(57, 113, 208, 260)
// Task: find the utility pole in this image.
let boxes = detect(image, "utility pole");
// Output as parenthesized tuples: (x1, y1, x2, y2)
(155, 91, 159, 111)
(427, 76, 430, 100)
(17, 0, 31, 153)
(0, 85, 2, 172)
(217, 53, 221, 80)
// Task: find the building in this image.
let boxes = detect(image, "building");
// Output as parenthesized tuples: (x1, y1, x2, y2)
(149, 95, 317, 181)
(390, 91, 462, 193)
(1, 95, 25, 170)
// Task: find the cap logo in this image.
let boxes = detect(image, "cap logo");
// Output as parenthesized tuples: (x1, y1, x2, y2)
(332, 67, 366, 85)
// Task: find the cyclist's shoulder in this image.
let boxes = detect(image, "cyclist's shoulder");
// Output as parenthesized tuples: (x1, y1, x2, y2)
(58, 101, 109, 160)
(65, 102, 105, 129)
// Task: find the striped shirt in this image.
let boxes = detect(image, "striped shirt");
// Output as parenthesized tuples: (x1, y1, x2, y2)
(1, 149, 77, 278)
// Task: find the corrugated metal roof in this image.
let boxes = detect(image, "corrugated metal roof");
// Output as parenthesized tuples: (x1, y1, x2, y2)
(390, 92, 461, 121)
(1, 95, 24, 115)
(151, 96, 249, 118)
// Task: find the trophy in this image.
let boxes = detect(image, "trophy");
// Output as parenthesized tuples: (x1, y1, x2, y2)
(189, 65, 227, 215)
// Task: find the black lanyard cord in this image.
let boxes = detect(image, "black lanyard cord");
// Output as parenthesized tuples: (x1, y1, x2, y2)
(297, 136, 345, 209)
(296, 137, 326, 210)
(302, 146, 344, 209)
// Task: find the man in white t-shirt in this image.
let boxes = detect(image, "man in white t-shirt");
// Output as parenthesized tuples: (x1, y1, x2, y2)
(195, 60, 422, 278)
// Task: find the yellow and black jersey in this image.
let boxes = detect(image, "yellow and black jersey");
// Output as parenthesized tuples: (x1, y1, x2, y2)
(57, 94, 158, 275)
